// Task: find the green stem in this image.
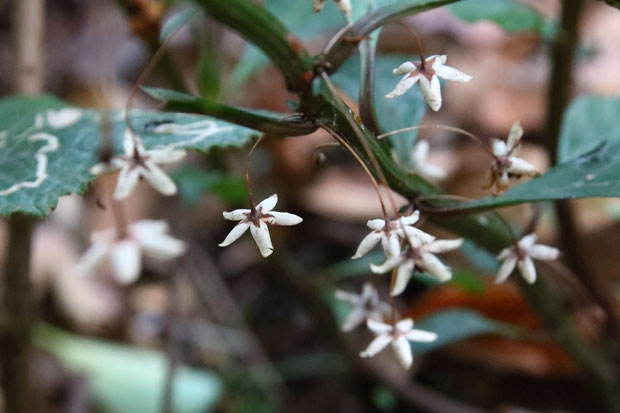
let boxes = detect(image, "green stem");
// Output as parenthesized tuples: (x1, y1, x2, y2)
(143, 86, 318, 136)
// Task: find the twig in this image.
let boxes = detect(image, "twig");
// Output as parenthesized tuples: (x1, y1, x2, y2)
(0, 1, 45, 412)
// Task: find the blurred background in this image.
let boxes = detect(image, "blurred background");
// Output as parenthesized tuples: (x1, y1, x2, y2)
(1, 0, 620, 412)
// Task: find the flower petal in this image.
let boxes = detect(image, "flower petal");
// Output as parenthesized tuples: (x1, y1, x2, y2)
(122, 129, 138, 156)
(113, 167, 140, 200)
(218, 222, 250, 247)
(381, 233, 401, 258)
(403, 226, 436, 244)
(385, 73, 420, 98)
(367, 318, 393, 334)
(341, 307, 367, 332)
(147, 148, 186, 164)
(266, 211, 303, 226)
(367, 219, 386, 231)
(370, 255, 403, 274)
(420, 252, 453, 282)
(334, 290, 361, 305)
(75, 242, 110, 276)
(492, 139, 508, 157)
(360, 334, 392, 358)
(508, 157, 539, 177)
(518, 234, 538, 249)
(406, 329, 438, 343)
(419, 75, 442, 111)
(434, 64, 472, 83)
(506, 121, 523, 152)
(139, 234, 186, 260)
(352, 231, 383, 259)
(257, 194, 278, 212)
(250, 220, 273, 257)
(424, 239, 463, 254)
(391, 260, 414, 296)
(110, 240, 142, 284)
(528, 244, 560, 261)
(495, 255, 517, 284)
(391, 336, 413, 369)
(141, 163, 177, 195)
(398, 211, 420, 226)
(518, 256, 537, 284)
(416, 161, 447, 181)
(395, 318, 414, 332)
(223, 209, 250, 221)
(393, 61, 415, 75)
(497, 247, 513, 260)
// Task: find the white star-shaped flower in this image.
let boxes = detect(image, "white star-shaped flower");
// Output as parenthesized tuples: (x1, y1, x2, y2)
(386, 55, 472, 111)
(496, 234, 560, 284)
(371, 236, 463, 296)
(411, 140, 447, 181)
(352, 211, 435, 260)
(219, 194, 303, 257)
(313, 0, 351, 20)
(76, 220, 187, 284)
(486, 121, 540, 193)
(360, 318, 437, 369)
(90, 129, 186, 200)
(335, 283, 390, 332)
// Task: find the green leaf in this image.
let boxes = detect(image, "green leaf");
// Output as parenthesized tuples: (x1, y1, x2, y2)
(171, 166, 248, 206)
(160, 6, 200, 42)
(439, 140, 620, 213)
(450, 0, 546, 33)
(35, 324, 222, 413)
(557, 95, 620, 163)
(331, 54, 427, 167)
(0, 95, 256, 216)
(413, 308, 520, 354)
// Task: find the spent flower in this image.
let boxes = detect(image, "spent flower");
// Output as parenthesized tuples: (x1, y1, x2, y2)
(371, 236, 463, 295)
(90, 129, 186, 200)
(335, 283, 390, 332)
(360, 318, 437, 369)
(219, 194, 302, 257)
(76, 220, 186, 284)
(486, 121, 540, 193)
(496, 234, 560, 284)
(386, 55, 472, 111)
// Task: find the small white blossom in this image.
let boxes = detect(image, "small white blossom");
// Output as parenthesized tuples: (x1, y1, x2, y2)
(412, 140, 447, 181)
(335, 283, 390, 332)
(219, 194, 302, 257)
(371, 236, 463, 296)
(496, 234, 560, 284)
(386, 55, 472, 111)
(352, 211, 435, 260)
(76, 220, 186, 284)
(90, 129, 186, 200)
(486, 121, 540, 193)
(313, 0, 351, 20)
(360, 318, 437, 369)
